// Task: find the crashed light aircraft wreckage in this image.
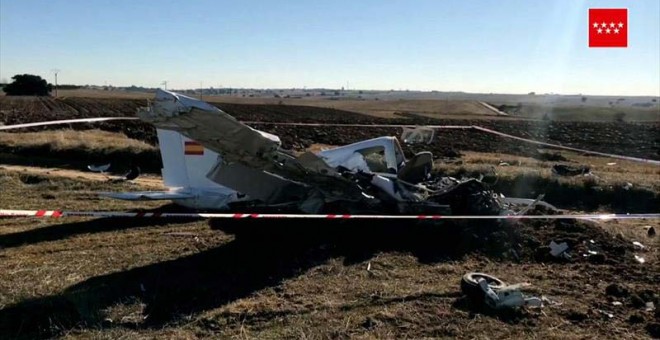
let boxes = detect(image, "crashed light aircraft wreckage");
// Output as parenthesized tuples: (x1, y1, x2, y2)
(106, 90, 556, 215)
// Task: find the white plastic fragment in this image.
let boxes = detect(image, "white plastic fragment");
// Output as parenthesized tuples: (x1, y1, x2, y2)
(401, 127, 435, 145)
(542, 296, 562, 306)
(87, 163, 111, 173)
(612, 301, 623, 306)
(524, 297, 543, 308)
(583, 251, 597, 257)
(632, 241, 646, 250)
(634, 255, 646, 264)
(645, 302, 655, 312)
(478, 279, 542, 309)
(549, 241, 570, 259)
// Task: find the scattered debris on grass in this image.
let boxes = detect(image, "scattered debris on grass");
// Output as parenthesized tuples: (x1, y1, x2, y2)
(460, 272, 542, 310)
(551, 164, 591, 177)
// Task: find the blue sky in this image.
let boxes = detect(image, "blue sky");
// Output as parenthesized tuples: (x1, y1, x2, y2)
(1, 0, 658, 95)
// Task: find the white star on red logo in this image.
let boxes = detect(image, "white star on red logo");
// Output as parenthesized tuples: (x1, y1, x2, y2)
(589, 8, 627, 47)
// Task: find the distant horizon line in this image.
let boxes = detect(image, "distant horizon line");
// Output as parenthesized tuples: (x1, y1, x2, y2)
(49, 84, 660, 98)
(1, 79, 658, 98)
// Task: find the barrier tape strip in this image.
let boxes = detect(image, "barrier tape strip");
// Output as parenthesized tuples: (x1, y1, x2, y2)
(245, 122, 660, 165)
(242, 122, 474, 129)
(0, 117, 139, 130)
(470, 126, 660, 165)
(1, 117, 658, 165)
(1, 209, 658, 220)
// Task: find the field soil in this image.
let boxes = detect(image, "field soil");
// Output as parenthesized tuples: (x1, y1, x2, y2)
(0, 95, 659, 338)
(1, 96, 658, 161)
(0, 169, 658, 339)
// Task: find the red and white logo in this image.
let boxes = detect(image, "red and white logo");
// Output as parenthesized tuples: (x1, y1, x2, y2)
(589, 8, 627, 48)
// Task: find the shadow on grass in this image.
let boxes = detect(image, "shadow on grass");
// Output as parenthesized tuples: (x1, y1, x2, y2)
(0, 218, 505, 338)
(0, 205, 196, 249)
(451, 296, 539, 325)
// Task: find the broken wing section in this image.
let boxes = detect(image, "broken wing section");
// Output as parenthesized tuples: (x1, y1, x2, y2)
(206, 162, 309, 204)
(138, 90, 281, 169)
(138, 90, 368, 210)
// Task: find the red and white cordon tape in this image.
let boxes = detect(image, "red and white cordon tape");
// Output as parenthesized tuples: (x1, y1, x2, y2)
(1, 209, 659, 220)
(2, 118, 658, 165)
(0, 117, 139, 130)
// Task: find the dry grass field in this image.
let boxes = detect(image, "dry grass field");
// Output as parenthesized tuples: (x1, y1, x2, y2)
(0, 93, 659, 338)
(0, 166, 658, 339)
(0, 130, 155, 154)
(436, 151, 660, 192)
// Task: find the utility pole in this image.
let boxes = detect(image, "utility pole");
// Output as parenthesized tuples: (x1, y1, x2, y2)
(51, 69, 60, 98)
(161, 81, 168, 90)
(200, 81, 203, 100)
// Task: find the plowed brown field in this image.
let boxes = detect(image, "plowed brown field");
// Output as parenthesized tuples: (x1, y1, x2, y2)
(1, 95, 658, 339)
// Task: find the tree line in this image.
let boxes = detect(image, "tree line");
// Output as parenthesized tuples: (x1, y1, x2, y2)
(1, 74, 55, 96)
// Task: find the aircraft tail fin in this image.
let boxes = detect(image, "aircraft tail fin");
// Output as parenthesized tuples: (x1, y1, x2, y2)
(155, 128, 225, 189)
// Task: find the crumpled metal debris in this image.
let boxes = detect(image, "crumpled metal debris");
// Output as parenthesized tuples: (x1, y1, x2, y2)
(88, 163, 111, 173)
(427, 178, 503, 215)
(401, 127, 435, 145)
(478, 280, 543, 309)
(549, 241, 571, 259)
(551, 164, 591, 176)
(461, 272, 543, 310)
(139, 89, 558, 215)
